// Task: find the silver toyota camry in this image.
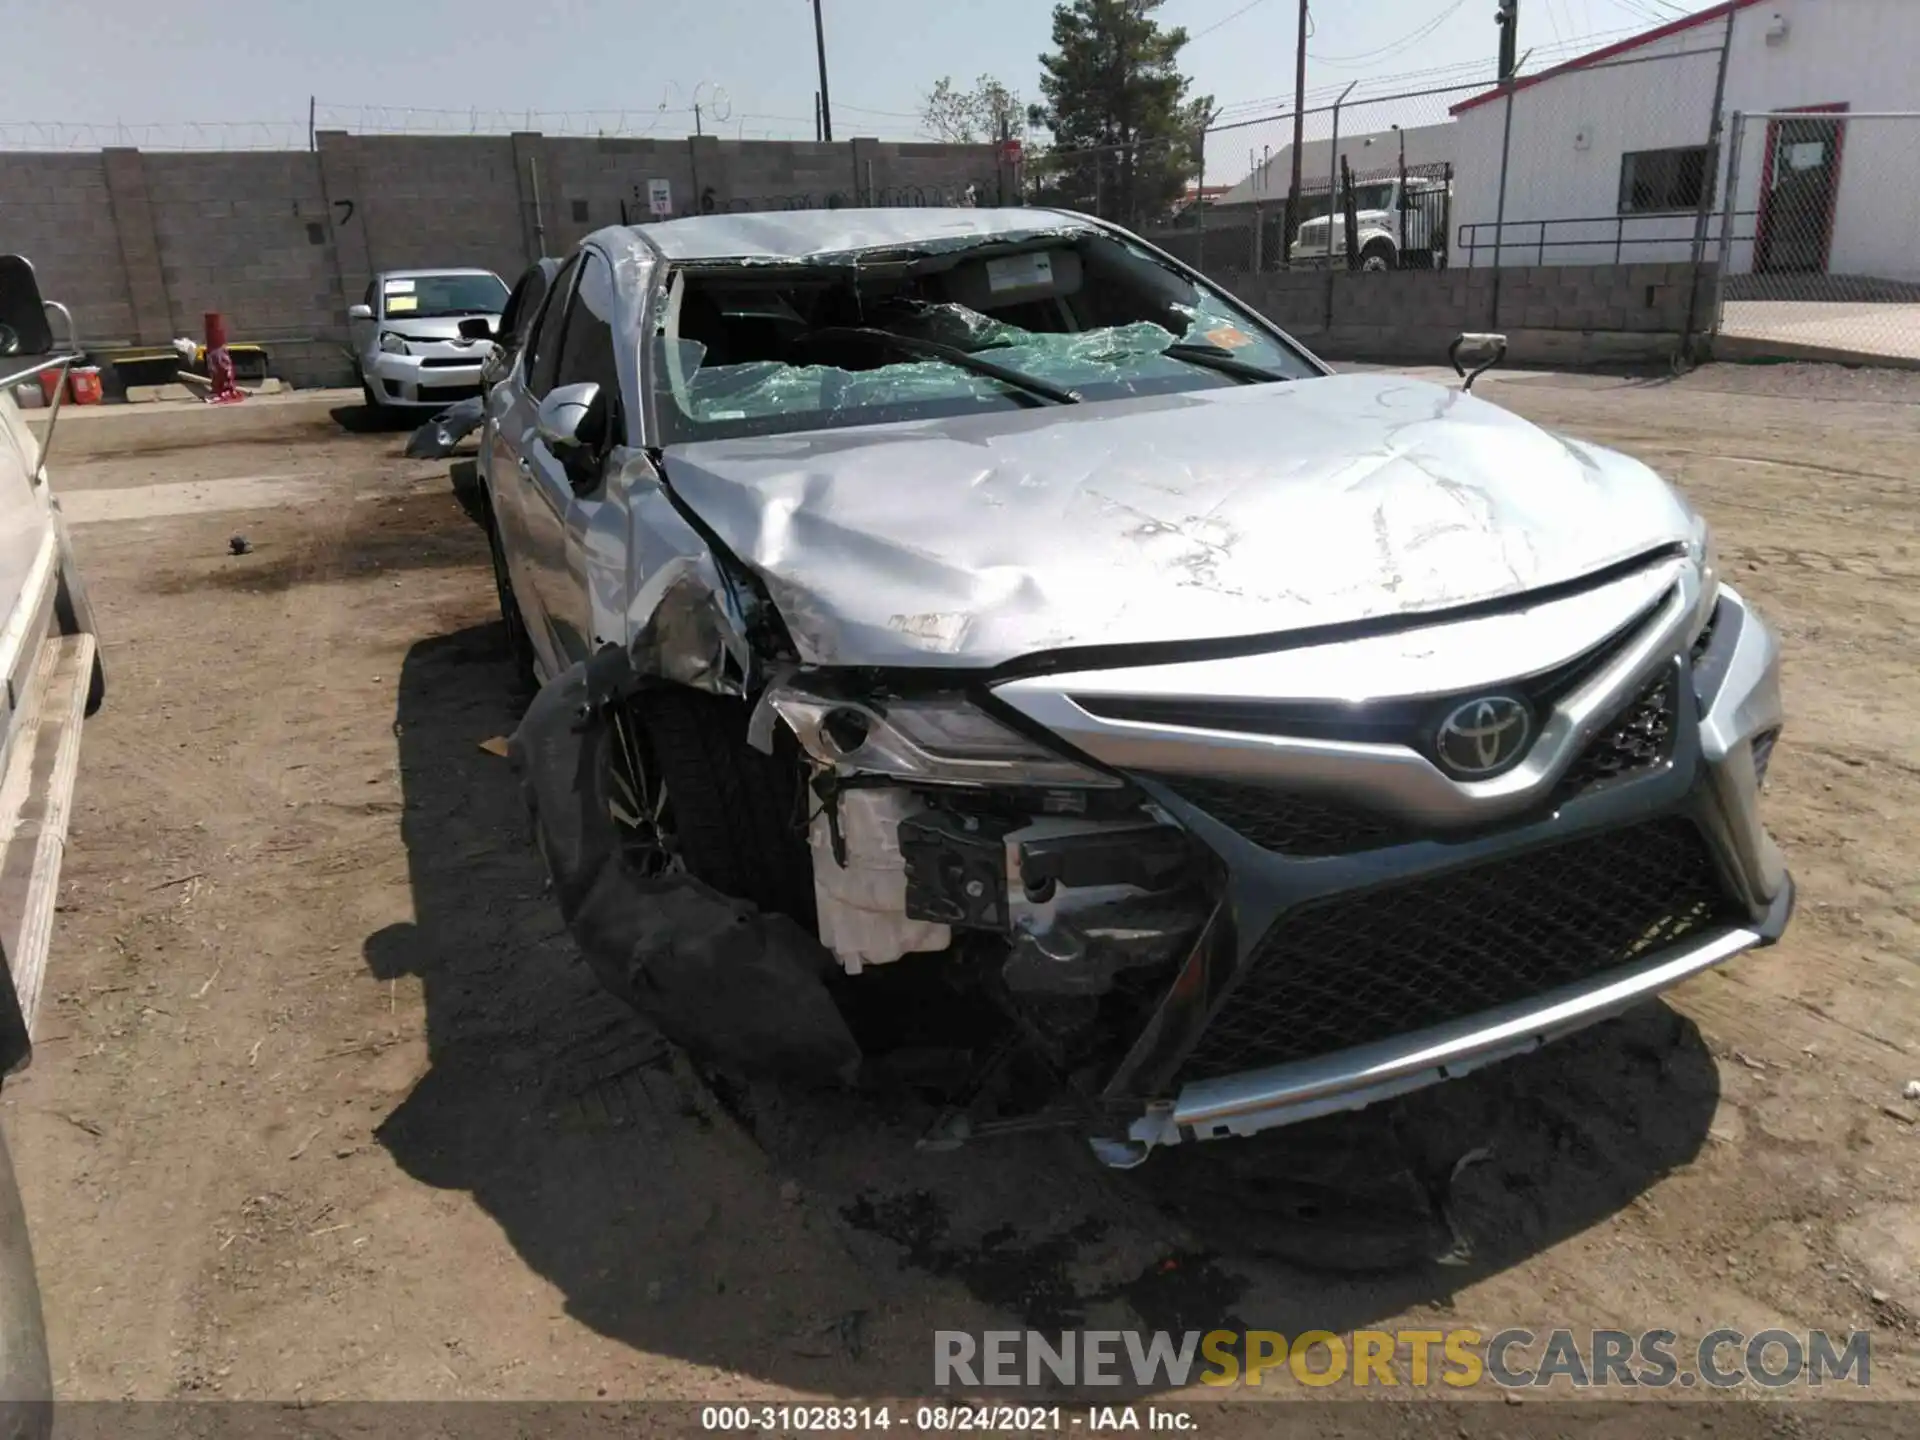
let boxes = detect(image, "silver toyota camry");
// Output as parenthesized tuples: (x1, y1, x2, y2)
(488, 208, 1790, 1166)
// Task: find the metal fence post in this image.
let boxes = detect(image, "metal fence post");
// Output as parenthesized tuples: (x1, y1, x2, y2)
(1490, 78, 1517, 327)
(1711, 110, 1744, 342)
(1684, 4, 1738, 355)
(1325, 82, 1354, 333)
(1195, 124, 1207, 273)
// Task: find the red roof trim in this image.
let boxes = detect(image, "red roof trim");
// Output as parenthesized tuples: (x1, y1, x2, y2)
(1449, 0, 1760, 116)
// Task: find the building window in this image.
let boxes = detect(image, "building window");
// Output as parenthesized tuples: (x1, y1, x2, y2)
(1618, 145, 1712, 214)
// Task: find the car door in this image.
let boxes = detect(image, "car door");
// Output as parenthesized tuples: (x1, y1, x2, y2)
(519, 247, 624, 668)
(476, 261, 558, 485)
(491, 254, 579, 680)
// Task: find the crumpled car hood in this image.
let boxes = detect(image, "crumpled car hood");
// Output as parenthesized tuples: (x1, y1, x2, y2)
(383, 315, 500, 344)
(656, 372, 1692, 670)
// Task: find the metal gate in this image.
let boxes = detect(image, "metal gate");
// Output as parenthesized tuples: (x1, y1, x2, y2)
(1712, 110, 1920, 365)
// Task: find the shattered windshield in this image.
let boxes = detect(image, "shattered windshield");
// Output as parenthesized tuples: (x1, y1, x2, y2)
(647, 230, 1317, 444)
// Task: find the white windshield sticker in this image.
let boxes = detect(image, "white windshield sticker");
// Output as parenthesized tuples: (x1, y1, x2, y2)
(384, 278, 416, 294)
(986, 252, 1052, 294)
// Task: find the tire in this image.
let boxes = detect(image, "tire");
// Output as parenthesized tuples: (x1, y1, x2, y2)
(485, 505, 537, 693)
(628, 687, 816, 925)
(1360, 241, 1396, 273)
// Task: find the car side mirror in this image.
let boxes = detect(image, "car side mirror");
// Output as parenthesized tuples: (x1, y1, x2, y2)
(1449, 332, 1508, 392)
(535, 382, 607, 486)
(457, 317, 496, 342)
(0, 255, 54, 358)
(348, 303, 374, 321)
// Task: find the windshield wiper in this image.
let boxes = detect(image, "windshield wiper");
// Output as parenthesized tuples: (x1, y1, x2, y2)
(807, 326, 1081, 406)
(1159, 343, 1290, 385)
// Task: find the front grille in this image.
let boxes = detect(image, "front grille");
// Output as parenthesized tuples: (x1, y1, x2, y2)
(419, 383, 483, 403)
(1551, 670, 1677, 804)
(1153, 775, 1408, 857)
(1178, 816, 1733, 1080)
(420, 356, 480, 369)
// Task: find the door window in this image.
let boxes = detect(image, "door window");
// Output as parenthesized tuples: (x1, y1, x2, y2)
(552, 251, 624, 444)
(499, 264, 552, 350)
(523, 256, 581, 399)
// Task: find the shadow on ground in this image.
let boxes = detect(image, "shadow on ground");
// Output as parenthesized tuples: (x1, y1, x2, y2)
(367, 622, 1722, 1396)
(329, 402, 430, 435)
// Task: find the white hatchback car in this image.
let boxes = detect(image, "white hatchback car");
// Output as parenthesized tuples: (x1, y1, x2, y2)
(347, 268, 509, 413)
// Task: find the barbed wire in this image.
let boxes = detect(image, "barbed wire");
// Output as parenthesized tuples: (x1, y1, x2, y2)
(0, 19, 1697, 155)
(0, 119, 310, 151)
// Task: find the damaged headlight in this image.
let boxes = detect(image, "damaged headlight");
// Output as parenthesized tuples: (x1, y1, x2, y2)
(378, 331, 411, 356)
(773, 692, 1122, 789)
(1686, 509, 1721, 640)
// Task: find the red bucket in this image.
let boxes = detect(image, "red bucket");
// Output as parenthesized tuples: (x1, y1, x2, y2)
(36, 367, 64, 405)
(69, 367, 103, 405)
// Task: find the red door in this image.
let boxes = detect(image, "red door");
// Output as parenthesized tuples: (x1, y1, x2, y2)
(1753, 103, 1848, 276)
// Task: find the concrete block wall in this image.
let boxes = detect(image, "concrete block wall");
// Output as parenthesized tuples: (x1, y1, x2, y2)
(1215, 260, 1712, 365)
(2, 134, 1000, 390)
(11, 140, 1707, 384)
(143, 151, 340, 367)
(861, 141, 1005, 204)
(0, 152, 135, 345)
(317, 134, 528, 298)
(545, 137, 700, 242)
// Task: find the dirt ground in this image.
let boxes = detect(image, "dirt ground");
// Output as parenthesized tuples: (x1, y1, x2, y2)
(5, 363, 1919, 1413)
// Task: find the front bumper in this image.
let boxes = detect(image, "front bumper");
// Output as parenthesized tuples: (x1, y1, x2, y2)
(363, 350, 487, 409)
(1127, 878, 1790, 1156)
(992, 565, 1789, 1160)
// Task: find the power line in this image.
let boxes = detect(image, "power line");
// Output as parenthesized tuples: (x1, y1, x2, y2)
(1190, 0, 1274, 44)
(1307, 0, 1469, 67)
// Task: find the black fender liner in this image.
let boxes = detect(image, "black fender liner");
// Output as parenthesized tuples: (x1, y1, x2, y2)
(508, 661, 860, 1084)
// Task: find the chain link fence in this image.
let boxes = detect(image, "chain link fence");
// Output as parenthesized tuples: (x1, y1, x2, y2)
(1711, 111, 1920, 365)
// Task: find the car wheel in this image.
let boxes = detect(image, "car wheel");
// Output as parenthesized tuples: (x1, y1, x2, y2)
(486, 508, 537, 691)
(1360, 242, 1395, 272)
(617, 688, 816, 925)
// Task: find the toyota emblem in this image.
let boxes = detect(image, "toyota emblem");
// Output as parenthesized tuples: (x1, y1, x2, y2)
(1434, 695, 1532, 779)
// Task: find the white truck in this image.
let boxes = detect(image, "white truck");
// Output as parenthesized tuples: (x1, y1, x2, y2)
(1288, 174, 1451, 272)
(0, 253, 106, 1439)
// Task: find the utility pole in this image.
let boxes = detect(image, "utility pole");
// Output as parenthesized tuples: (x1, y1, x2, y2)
(811, 0, 834, 142)
(1496, 0, 1519, 81)
(1286, 0, 1309, 229)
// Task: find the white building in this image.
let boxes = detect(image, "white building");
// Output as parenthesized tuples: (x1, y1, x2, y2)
(1448, 0, 1920, 280)
(1215, 121, 1456, 208)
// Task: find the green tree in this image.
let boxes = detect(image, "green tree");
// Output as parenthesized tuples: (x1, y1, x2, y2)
(1033, 0, 1211, 225)
(921, 75, 1024, 144)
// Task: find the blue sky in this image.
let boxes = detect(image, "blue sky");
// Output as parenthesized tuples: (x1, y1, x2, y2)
(5, 0, 1718, 148)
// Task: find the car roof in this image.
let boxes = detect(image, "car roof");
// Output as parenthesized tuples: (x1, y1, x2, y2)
(600, 207, 1099, 264)
(378, 267, 504, 280)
